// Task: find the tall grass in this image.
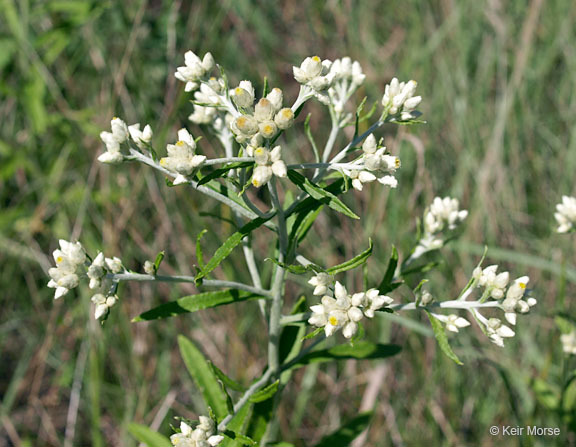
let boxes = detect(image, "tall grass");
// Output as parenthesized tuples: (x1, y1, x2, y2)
(1, 0, 575, 445)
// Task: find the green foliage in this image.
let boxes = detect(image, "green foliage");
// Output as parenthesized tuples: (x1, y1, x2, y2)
(286, 170, 359, 220)
(425, 311, 463, 366)
(178, 335, 229, 420)
(195, 217, 270, 283)
(133, 290, 267, 321)
(315, 412, 373, 447)
(127, 424, 172, 447)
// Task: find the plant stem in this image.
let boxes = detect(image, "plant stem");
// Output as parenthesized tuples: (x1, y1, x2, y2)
(202, 157, 253, 166)
(267, 179, 288, 375)
(108, 272, 271, 297)
(217, 368, 273, 431)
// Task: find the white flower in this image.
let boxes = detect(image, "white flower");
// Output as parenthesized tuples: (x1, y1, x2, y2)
(231, 80, 256, 109)
(105, 256, 123, 274)
(170, 418, 223, 447)
(358, 289, 393, 318)
(91, 293, 117, 320)
(293, 56, 334, 103)
(425, 197, 468, 234)
(486, 318, 515, 343)
(274, 108, 294, 130)
(144, 260, 155, 276)
(160, 129, 206, 183)
(326, 57, 366, 112)
(344, 169, 376, 191)
(251, 146, 287, 188)
(501, 276, 529, 311)
(382, 78, 422, 120)
(433, 314, 471, 333)
(99, 117, 129, 163)
(266, 88, 283, 111)
(128, 123, 153, 149)
(231, 115, 259, 140)
(47, 240, 86, 299)
(308, 272, 332, 295)
(555, 195, 576, 233)
(561, 331, 576, 355)
(87, 252, 106, 289)
(175, 51, 215, 92)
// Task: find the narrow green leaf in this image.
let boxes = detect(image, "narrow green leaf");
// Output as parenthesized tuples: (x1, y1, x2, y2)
(425, 311, 463, 365)
(265, 258, 322, 275)
(315, 412, 373, 447)
(294, 342, 401, 369)
(209, 362, 246, 392)
(178, 336, 229, 419)
(220, 403, 251, 447)
(196, 230, 208, 269)
(262, 76, 269, 97)
(223, 431, 258, 446)
(249, 380, 279, 403)
(196, 217, 270, 283)
(302, 327, 323, 341)
(286, 170, 359, 220)
(378, 246, 399, 294)
(327, 239, 373, 274)
(154, 251, 165, 273)
(133, 290, 267, 322)
(127, 423, 172, 447)
(197, 162, 254, 186)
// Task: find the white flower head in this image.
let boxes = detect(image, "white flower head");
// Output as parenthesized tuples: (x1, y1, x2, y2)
(561, 331, 576, 355)
(105, 256, 123, 274)
(308, 272, 333, 296)
(91, 293, 118, 320)
(170, 417, 223, 447)
(434, 313, 471, 333)
(87, 252, 106, 289)
(175, 51, 215, 92)
(382, 78, 422, 119)
(251, 146, 286, 188)
(555, 195, 576, 233)
(160, 129, 206, 181)
(128, 123, 153, 149)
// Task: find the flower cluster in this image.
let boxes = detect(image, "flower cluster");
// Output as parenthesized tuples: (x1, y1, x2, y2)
(326, 57, 366, 112)
(308, 281, 393, 338)
(431, 313, 471, 333)
(48, 240, 86, 299)
(174, 51, 216, 92)
(160, 128, 207, 185)
(293, 56, 334, 103)
(188, 78, 227, 125)
(561, 331, 576, 355)
(381, 78, 422, 121)
(340, 134, 400, 191)
(230, 82, 294, 143)
(251, 146, 287, 188)
(47, 239, 125, 319)
(170, 417, 224, 447)
(413, 197, 468, 256)
(471, 265, 536, 346)
(99, 118, 153, 164)
(554, 195, 576, 233)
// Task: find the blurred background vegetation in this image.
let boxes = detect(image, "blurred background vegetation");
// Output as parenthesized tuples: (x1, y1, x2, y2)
(1, 0, 575, 445)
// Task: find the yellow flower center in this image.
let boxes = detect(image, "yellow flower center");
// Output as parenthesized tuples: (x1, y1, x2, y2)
(235, 87, 244, 95)
(395, 158, 401, 168)
(56, 256, 63, 263)
(237, 116, 247, 126)
(312, 56, 321, 62)
(263, 125, 273, 134)
(329, 316, 339, 326)
(282, 109, 293, 118)
(176, 141, 185, 146)
(519, 282, 526, 289)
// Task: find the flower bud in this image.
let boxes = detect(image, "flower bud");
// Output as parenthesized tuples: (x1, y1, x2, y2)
(266, 88, 283, 111)
(274, 108, 294, 130)
(233, 115, 258, 136)
(258, 121, 278, 139)
(254, 98, 275, 122)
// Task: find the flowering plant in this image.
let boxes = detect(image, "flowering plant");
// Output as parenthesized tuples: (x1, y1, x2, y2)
(47, 51, 539, 445)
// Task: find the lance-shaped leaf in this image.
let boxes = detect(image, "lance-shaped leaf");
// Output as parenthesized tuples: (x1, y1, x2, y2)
(315, 412, 373, 447)
(248, 380, 279, 403)
(327, 239, 373, 274)
(287, 170, 359, 220)
(378, 245, 402, 294)
(133, 290, 267, 322)
(178, 335, 229, 419)
(209, 361, 246, 392)
(127, 424, 172, 447)
(425, 310, 463, 365)
(220, 402, 252, 447)
(290, 341, 401, 371)
(195, 217, 270, 283)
